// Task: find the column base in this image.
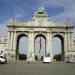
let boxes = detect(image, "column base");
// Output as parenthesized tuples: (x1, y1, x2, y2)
(27, 53, 35, 61)
(27, 58, 35, 61)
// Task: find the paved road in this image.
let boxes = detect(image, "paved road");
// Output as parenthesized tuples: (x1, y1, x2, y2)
(0, 61, 75, 75)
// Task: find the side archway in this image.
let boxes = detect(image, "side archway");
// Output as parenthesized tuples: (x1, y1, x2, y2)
(52, 34, 64, 60)
(34, 34, 46, 60)
(16, 33, 28, 60)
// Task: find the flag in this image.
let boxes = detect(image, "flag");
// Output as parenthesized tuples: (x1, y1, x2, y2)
(39, 38, 41, 53)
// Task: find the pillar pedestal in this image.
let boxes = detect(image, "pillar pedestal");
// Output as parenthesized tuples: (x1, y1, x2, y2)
(27, 32, 35, 61)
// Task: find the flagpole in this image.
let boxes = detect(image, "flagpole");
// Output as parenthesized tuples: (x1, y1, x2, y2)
(39, 37, 41, 53)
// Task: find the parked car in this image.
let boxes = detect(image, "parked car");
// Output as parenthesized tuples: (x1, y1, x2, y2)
(0, 55, 7, 64)
(65, 58, 70, 63)
(65, 57, 75, 63)
(43, 54, 51, 63)
(69, 57, 75, 63)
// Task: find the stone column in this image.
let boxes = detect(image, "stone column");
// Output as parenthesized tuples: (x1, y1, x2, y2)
(10, 31, 14, 60)
(8, 31, 11, 50)
(46, 32, 53, 60)
(68, 32, 73, 57)
(64, 32, 68, 58)
(27, 32, 35, 61)
(68, 33, 70, 51)
(46, 32, 50, 54)
(12, 31, 17, 60)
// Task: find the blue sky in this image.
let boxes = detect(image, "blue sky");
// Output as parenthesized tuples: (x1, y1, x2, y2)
(0, 0, 75, 36)
(0, 0, 75, 55)
(0, 0, 75, 24)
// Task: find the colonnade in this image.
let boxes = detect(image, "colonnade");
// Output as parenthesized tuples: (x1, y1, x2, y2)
(6, 31, 54, 61)
(6, 27, 73, 61)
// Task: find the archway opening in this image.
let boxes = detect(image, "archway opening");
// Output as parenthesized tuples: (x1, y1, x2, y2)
(16, 34, 28, 60)
(52, 34, 64, 61)
(34, 34, 46, 61)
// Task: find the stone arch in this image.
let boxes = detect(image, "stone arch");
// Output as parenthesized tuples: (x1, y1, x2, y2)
(52, 34, 64, 60)
(6, 7, 74, 61)
(35, 34, 46, 40)
(16, 33, 28, 60)
(16, 32, 28, 39)
(34, 34, 46, 60)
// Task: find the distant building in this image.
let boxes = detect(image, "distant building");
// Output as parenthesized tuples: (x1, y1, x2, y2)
(0, 36, 7, 55)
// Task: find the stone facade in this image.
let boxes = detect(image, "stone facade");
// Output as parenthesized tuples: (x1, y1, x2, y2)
(72, 37, 75, 57)
(0, 36, 7, 55)
(0, 7, 75, 61)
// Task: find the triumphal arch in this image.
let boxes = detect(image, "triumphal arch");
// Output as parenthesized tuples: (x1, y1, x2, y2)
(6, 7, 74, 61)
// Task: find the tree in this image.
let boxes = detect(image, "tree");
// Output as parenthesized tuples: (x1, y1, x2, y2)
(19, 53, 27, 60)
(35, 55, 38, 60)
(41, 56, 43, 60)
(53, 54, 61, 61)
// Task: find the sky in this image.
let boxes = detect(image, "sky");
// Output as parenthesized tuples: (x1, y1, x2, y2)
(0, 0, 75, 36)
(0, 0, 75, 23)
(0, 0, 75, 56)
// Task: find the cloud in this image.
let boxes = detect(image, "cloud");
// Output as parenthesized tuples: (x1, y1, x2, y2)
(1, 0, 75, 22)
(41, 0, 75, 23)
(0, 0, 75, 55)
(0, 24, 7, 36)
(0, 0, 36, 22)
(0, 0, 75, 36)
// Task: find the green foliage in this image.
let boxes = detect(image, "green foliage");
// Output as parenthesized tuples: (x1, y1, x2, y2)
(41, 56, 43, 60)
(19, 54, 27, 60)
(35, 55, 38, 60)
(53, 54, 61, 61)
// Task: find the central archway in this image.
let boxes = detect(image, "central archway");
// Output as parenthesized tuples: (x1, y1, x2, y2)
(34, 34, 46, 61)
(16, 34, 28, 60)
(52, 34, 64, 60)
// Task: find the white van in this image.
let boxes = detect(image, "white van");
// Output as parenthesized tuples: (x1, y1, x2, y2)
(43, 54, 51, 63)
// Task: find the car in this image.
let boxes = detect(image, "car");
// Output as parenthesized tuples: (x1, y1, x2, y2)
(43, 54, 51, 63)
(65, 57, 75, 63)
(0, 55, 7, 64)
(70, 57, 75, 63)
(43, 56, 51, 63)
(65, 58, 70, 63)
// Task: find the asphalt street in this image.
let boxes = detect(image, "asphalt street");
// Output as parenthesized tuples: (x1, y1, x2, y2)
(0, 61, 75, 75)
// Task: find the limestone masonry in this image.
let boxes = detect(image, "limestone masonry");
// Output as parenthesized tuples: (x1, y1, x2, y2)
(0, 7, 75, 61)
